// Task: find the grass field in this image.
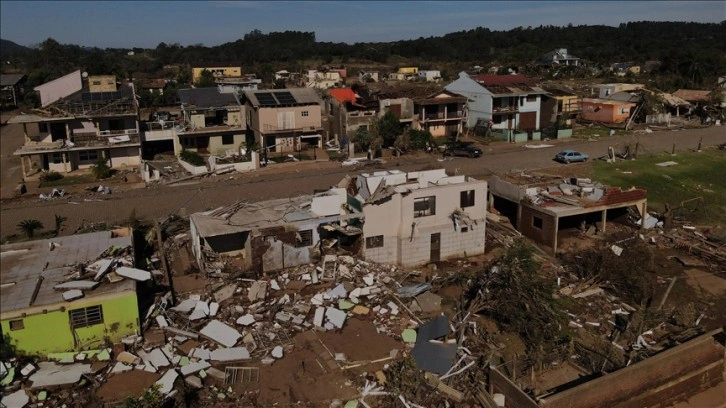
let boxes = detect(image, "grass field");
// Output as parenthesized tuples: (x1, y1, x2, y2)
(591, 148, 726, 226)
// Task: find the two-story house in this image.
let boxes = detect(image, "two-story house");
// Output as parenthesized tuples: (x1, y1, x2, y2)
(242, 88, 324, 155)
(10, 70, 141, 180)
(326, 87, 379, 146)
(306, 69, 344, 90)
(191, 62, 243, 83)
(540, 87, 580, 130)
(173, 87, 246, 156)
(351, 169, 487, 266)
(412, 90, 467, 139)
(445, 72, 546, 138)
(537, 48, 583, 67)
(389, 67, 419, 81)
(216, 75, 263, 93)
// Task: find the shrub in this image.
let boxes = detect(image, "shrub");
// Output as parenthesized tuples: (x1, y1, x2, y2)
(90, 158, 112, 180)
(39, 170, 63, 183)
(180, 149, 205, 166)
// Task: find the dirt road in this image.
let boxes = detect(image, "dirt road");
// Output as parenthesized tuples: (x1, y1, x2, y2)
(1, 122, 724, 238)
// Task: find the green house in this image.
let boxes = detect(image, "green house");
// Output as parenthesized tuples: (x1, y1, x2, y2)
(0, 229, 141, 356)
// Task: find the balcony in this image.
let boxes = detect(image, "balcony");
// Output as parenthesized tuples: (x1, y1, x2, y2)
(492, 106, 519, 115)
(423, 111, 464, 121)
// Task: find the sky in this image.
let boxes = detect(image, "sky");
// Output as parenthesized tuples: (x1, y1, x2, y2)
(1, 1, 725, 49)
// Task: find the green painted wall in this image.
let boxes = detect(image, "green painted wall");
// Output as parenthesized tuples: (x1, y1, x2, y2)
(0, 291, 139, 356)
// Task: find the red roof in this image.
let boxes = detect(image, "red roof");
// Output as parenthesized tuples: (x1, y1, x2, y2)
(473, 74, 533, 86)
(329, 88, 357, 104)
(672, 89, 710, 102)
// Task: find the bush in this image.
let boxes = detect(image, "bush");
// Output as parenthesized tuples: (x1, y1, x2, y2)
(39, 170, 63, 183)
(90, 158, 113, 180)
(180, 149, 205, 166)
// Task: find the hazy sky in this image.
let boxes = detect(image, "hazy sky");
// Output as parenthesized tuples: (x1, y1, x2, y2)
(1, 1, 724, 49)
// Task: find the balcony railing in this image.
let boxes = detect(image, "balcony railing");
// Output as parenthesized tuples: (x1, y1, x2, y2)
(423, 111, 463, 120)
(492, 106, 519, 114)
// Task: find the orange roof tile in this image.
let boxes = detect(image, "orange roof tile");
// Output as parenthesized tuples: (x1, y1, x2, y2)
(329, 88, 357, 104)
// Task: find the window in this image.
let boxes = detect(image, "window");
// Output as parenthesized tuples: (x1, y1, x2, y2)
(9, 319, 24, 330)
(492, 116, 502, 124)
(301, 111, 309, 117)
(414, 196, 436, 218)
(527, 94, 537, 102)
(533, 216, 543, 229)
(92, 80, 101, 86)
(366, 235, 384, 248)
(69, 305, 104, 329)
(78, 150, 99, 162)
(51, 153, 63, 164)
(222, 134, 234, 145)
(296, 229, 313, 247)
(39, 123, 49, 133)
(460, 190, 475, 208)
(460, 227, 469, 233)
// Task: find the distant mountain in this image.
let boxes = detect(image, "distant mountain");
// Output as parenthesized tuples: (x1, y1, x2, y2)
(0, 39, 31, 56)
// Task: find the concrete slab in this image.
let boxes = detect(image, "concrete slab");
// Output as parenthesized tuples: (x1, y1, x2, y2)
(54, 280, 100, 290)
(236, 314, 255, 326)
(326, 307, 347, 329)
(213, 284, 238, 303)
(210, 347, 251, 362)
(27, 362, 92, 390)
(62, 289, 84, 301)
(272, 346, 284, 359)
(2, 389, 29, 407)
(189, 301, 210, 321)
(115, 266, 151, 281)
(314, 307, 325, 327)
(89, 259, 114, 281)
(180, 361, 211, 376)
(200, 320, 242, 348)
(248, 281, 267, 302)
(156, 315, 169, 328)
(191, 348, 211, 360)
(155, 369, 178, 394)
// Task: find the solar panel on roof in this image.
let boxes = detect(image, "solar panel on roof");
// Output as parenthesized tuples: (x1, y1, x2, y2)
(256, 92, 277, 106)
(274, 91, 297, 105)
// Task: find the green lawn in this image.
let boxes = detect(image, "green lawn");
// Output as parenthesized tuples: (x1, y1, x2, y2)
(573, 126, 629, 139)
(591, 149, 726, 226)
(39, 174, 96, 187)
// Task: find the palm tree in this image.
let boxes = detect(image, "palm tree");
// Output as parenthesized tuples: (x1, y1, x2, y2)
(54, 214, 68, 235)
(90, 158, 112, 180)
(17, 219, 44, 239)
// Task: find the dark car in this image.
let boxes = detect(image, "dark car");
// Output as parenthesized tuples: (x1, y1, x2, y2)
(444, 143, 482, 158)
(554, 149, 589, 163)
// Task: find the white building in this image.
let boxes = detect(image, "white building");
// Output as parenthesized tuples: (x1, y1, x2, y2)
(351, 169, 487, 266)
(418, 70, 442, 82)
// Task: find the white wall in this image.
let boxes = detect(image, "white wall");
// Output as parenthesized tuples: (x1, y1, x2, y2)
(35, 70, 83, 107)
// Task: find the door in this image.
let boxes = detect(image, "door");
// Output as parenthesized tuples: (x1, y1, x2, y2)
(430, 233, 441, 263)
(519, 111, 537, 132)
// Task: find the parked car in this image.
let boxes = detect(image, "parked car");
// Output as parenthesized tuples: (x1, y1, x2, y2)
(554, 149, 589, 163)
(444, 143, 482, 158)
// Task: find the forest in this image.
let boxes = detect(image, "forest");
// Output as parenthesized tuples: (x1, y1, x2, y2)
(2, 21, 725, 97)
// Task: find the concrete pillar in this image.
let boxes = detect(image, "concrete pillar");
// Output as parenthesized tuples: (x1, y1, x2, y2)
(22, 123, 29, 142)
(601, 209, 607, 233)
(552, 215, 559, 254)
(65, 123, 71, 141)
(62, 153, 69, 173)
(488, 191, 495, 211)
(20, 155, 27, 179)
(95, 121, 101, 136)
(516, 204, 522, 230)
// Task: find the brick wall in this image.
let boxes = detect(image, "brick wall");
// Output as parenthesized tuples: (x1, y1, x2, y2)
(519, 206, 557, 248)
(589, 187, 647, 208)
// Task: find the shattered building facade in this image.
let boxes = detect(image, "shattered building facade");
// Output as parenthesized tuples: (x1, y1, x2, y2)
(9, 70, 142, 180)
(0, 229, 142, 355)
(189, 187, 364, 275)
(489, 174, 647, 253)
(350, 169, 487, 266)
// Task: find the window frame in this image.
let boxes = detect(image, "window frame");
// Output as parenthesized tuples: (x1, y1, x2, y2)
(221, 134, 234, 145)
(460, 190, 475, 208)
(533, 216, 543, 230)
(9, 319, 24, 330)
(78, 150, 99, 163)
(413, 196, 436, 218)
(301, 110, 310, 117)
(366, 235, 384, 248)
(296, 229, 313, 247)
(69, 305, 104, 329)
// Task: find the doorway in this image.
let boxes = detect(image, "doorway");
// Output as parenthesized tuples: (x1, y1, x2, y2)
(430, 232, 441, 262)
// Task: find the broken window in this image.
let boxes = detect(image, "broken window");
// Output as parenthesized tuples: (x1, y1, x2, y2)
(533, 216, 543, 229)
(296, 229, 313, 247)
(39, 123, 49, 133)
(51, 153, 63, 164)
(460, 190, 475, 208)
(222, 134, 234, 145)
(69, 305, 104, 329)
(78, 150, 98, 163)
(414, 196, 436, 218)
(9, 319, 24, 330)
(366, 235, 384, 248)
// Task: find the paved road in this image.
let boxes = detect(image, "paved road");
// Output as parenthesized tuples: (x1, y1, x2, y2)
(1, 122, 724, 238)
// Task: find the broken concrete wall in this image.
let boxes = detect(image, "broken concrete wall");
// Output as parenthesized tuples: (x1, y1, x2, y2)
(538, 329, 725, 408)
(363, 194, 403, 264)
(519, 205, 557, 248)
(489, 367, 539, 408)
(399, 223, 486, 266)
(489, 176, 526, 202)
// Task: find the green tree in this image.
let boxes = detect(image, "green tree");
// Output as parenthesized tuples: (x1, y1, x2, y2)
(54, 214, 67, 235)
(195, 69, 216, 88)
(377, 111, 402, 147)
(90, 158, 112, 180)
(351, 127, 373, 152)
(17, 219, 44, 239)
